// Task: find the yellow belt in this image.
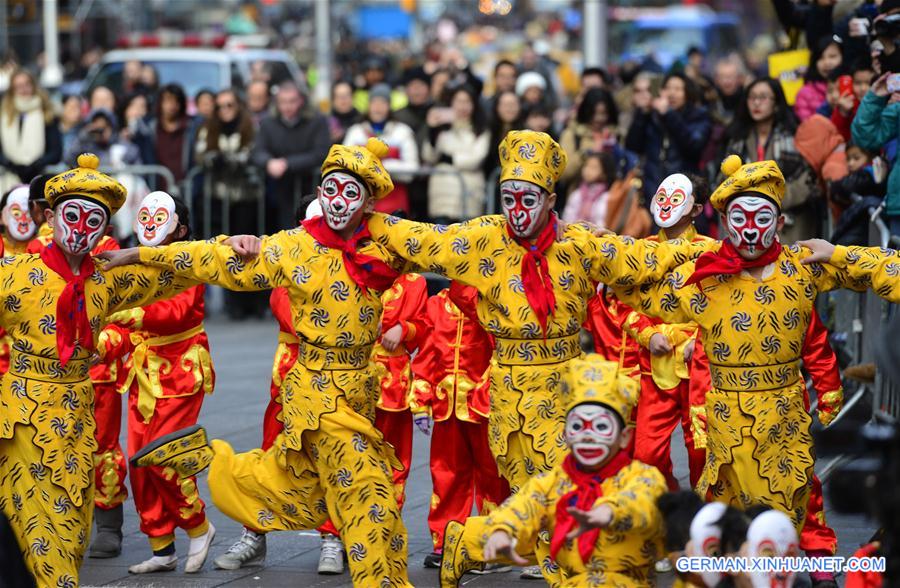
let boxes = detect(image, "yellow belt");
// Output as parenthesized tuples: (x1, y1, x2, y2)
(278, 331, 299, 345)
(297, 338, 373, 370)
(121, 324, 205, 422)
(8, 348, 91, 384)
(493, 333, 582, 366)
(709, 360, 802, 393)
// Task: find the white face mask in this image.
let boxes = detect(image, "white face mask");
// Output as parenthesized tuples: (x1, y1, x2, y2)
(134, 191, 178, 247)
(724, 195, 779, 260)
(318, 171, 368, 231)
(564, 404, 621, 468)
(53, 199, 108, 256)
(2, 185, 35, 242)
(745, 510, 799, 588)
(688, 502, 727, 587)
(499, 179, 548, 238)
(651, 174, 695, 228)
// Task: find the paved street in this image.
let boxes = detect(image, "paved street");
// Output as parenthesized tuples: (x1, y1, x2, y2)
(80, 315, 877, 588)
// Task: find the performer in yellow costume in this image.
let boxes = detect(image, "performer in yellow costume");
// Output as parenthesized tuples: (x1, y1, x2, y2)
(364, 130, 710, 580)
(100, 139, 412, 587)
(0, 154, 196, 587)
(611, 155, 868, 533)
(440, 354, 667, 588)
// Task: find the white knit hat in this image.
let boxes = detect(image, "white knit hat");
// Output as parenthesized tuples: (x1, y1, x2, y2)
(515, 71, 547, 96)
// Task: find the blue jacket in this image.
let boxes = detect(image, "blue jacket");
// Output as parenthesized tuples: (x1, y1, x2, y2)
(851, 92, 900, 215)
(625, 105, 712, 198)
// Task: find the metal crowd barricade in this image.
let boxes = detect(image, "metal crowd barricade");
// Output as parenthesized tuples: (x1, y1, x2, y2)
(181, 163, 266, 239)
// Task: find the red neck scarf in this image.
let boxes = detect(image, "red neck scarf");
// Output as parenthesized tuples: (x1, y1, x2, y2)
(506, 216, 557, 336)
(551, 451, 631, 564)
(40, 242, 95, 366)
(302, 216, 399, 293)
(684, 239, 783, 289)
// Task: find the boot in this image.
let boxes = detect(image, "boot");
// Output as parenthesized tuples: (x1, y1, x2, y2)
(130, 425, 213, 477)
(89, 504, 123, 558)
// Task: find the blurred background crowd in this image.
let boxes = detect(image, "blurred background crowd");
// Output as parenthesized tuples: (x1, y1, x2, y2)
(2, 0, 899, 252)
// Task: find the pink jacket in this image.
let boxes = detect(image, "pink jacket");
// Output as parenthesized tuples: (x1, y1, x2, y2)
(794, 81, 828, 122)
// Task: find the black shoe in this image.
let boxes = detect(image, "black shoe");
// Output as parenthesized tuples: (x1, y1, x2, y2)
(424, 552, 442, 568)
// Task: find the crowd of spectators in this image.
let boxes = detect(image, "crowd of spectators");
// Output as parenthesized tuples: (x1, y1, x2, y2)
(4, 0, 900, 250)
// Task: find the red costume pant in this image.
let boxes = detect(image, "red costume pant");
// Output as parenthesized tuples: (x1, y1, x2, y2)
(93, 382, 127, 509)
(428, 417, 510, 551)
(317, 408, 412, 538)
(634, 376, 705, 491)
(127, 390, 207, 544)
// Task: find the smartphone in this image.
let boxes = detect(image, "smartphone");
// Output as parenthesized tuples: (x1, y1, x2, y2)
(838, 75, 854, 97)
(887, 73, 900, 94)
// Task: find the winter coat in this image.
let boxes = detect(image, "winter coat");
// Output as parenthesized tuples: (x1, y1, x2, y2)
(423, 121, 489, 221)
(794, 81, 828, 122)
(624, 105, 711, 199)
(852, 92, 900, 216)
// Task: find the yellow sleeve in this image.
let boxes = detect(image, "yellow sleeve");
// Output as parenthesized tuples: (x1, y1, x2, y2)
(137, 232, 295, 291)
(581, 230, 716, 288)
(824, 245, 900, 302)
(612, 260, 697, 325)
(101, 265, 197, 315)
(367, 213, 505, 285)
(484, 472, 554, 549)
(623, 311, 661, 349)
(594, 463, 667, 534)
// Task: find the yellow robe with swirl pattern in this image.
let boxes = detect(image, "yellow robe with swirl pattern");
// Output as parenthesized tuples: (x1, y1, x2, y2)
(442, 460, 667, 587)
(366, 213, 712, 492)
(138, 226, 411, 587)
(0, 253, 194, 588)
(612, 244, 873, 531)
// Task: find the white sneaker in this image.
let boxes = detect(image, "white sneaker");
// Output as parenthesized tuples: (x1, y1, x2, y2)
(317, 534, 345, 575)
(655, 557, 673, 573)
(128, 554, 177, 574)
(470, 561, 513, 575)
(184, 523, 216, 573)
(214, 528, 267, 570)
(519, 565, 544, 579)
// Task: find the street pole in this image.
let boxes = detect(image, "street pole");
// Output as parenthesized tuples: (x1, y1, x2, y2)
(314, 0, 331, 110)
(583, 0, 607, 68)
(41, 0, 64, 89)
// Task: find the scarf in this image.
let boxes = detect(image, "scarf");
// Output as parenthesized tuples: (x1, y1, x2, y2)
(506, 216, 557, 336)
(685, 239, 783, 289)
(302, 216, 399, 293)
(550, 451, 631, 564)
(40, 242, 95, 366)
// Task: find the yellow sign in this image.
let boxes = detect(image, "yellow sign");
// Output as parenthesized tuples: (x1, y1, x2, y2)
(768, 49, 810, 106)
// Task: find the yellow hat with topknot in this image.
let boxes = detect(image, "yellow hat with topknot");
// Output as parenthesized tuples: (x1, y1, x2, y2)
(44, 153, 127, 214)
(709, 154, 785, 212)
(320, 137, 395, 200)
(498, 130, 567, 192)
(562, 353, 639, 425)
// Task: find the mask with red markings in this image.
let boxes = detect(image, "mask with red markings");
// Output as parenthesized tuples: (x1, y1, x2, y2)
(564, 404, 622, 468)
(53, 199, 108, 256)
(500, 179, 549, 238)
(134, 191, 178, 247)
(2, 185, 36, 241)
(651, 173, 694, 228)
(745, 510, 799, 588)
(687, 502, 727, 587)
(724, 195, 779, 260)
(317, 171, 368, 232)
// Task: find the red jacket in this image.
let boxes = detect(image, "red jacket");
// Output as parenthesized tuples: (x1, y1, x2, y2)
(410, 285, 493, 423)
(372, 274, 427, 411)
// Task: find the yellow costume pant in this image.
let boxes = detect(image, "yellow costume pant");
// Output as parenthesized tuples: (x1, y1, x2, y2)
(699, 383, 814, 532)
(487, 351, 575, 576)
(0, 425, 92, 588)
(208, 399, 411, 588)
